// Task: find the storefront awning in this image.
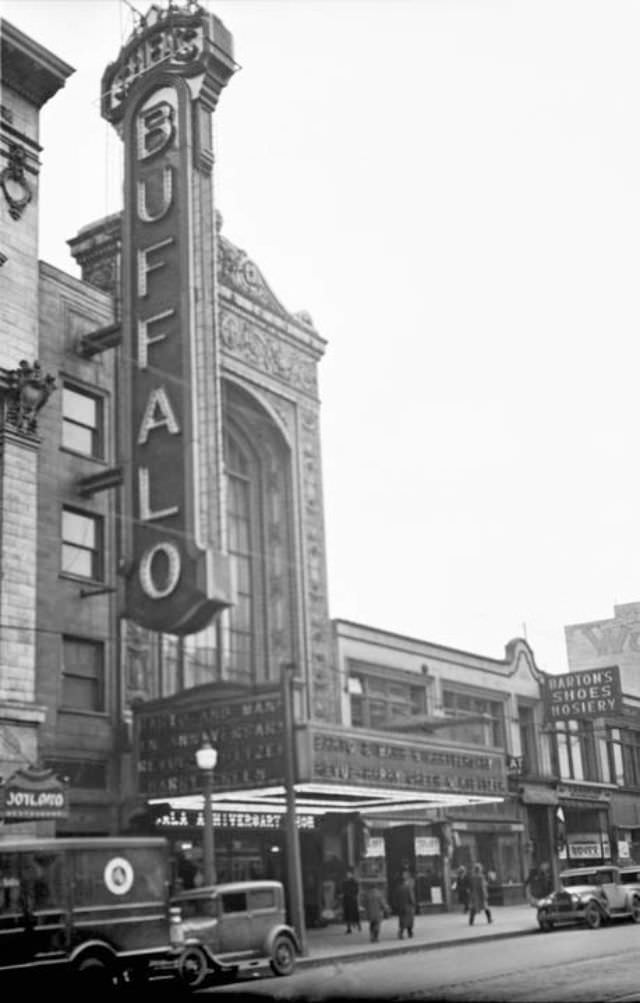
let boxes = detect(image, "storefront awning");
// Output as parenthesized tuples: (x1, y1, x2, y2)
(519, 784, 559, 806)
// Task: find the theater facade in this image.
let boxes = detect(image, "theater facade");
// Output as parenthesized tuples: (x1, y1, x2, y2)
(10, 4, 640, 920)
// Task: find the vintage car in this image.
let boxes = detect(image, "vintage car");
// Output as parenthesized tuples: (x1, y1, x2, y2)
(537, 865, 640, 932)
(168, 880, 300, 990)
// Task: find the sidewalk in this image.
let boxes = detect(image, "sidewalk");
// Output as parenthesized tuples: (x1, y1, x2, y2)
(299, 904, 539, 969)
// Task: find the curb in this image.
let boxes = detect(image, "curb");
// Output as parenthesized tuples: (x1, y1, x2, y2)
(297, 925, 538, 970)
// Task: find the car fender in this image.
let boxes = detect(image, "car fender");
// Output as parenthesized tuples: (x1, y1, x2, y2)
(585, 893, 610, 918)
(68, 939, 118, 965)
(262, 923, 300, 957)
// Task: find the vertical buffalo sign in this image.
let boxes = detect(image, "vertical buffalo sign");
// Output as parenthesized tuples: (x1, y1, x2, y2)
(121, 77, 212, 634)
(102, 6, 236, 634)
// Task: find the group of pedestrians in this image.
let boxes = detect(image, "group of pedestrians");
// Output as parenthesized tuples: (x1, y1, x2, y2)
(453, 862, 493, 925)
(341, 866, 416, 943)
(341, 860, 494, 944)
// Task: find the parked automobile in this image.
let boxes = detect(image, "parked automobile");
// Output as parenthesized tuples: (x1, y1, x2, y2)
(0, 836, 177, 987)
(619, 865, 640, 890)
(537, 865, 640, 932)
(168, 880, 300, 990)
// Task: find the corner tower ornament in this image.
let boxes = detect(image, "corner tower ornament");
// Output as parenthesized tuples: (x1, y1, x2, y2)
(3, 360, 56, 436)
(102, 2, 235, 634)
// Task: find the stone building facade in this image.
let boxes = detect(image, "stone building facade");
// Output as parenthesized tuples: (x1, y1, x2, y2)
(0, 18, 74, 830)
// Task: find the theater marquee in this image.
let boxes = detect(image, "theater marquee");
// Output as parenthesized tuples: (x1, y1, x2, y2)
(298, 726, 508, 797)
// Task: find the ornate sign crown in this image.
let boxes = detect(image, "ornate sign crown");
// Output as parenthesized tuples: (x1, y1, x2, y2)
(101, 1, 235, 124)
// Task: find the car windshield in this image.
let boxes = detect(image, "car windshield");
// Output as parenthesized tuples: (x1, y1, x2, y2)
(621, 871, 640, 884)
(178, 896, 219, 919)
(561, 873, 600, 887)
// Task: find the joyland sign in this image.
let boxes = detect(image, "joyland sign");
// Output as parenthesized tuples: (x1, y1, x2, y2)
(101, 6, 235, 633)
(542, 666, 623, 724)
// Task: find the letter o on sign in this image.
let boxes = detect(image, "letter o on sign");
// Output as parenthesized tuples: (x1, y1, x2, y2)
(139, 541, 181, 599)
(104, 857, 134, 896)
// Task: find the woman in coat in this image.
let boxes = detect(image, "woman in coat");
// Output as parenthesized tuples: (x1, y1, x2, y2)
(395, 869, 416, 939)
(341, 868, 361, 933)
(365, 884, 387, 943)
(468, 862, 492, 926)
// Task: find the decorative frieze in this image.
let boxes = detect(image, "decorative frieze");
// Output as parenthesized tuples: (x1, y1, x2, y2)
(220, 310, 317, 395)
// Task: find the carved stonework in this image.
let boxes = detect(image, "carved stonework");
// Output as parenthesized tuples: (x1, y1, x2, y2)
(220, 310, 317, 395)
(218, 231, 290, 318)
(0, 143, 32, 221)
(3, 360, 56, 437)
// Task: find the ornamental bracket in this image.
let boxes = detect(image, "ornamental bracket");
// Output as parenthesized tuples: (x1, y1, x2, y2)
(1, 144, 33, 221)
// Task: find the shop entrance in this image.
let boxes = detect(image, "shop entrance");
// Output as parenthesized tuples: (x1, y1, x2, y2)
(384, 825, 415, 906)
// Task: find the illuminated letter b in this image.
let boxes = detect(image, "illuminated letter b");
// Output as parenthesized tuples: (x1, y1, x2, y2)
(138, 101, 174, 160)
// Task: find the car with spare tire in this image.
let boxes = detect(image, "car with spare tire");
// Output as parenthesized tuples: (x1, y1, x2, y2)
(537, 865, 640, 932)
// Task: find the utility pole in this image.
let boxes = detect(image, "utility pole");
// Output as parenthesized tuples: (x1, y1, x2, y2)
(281, 663, 308, 956)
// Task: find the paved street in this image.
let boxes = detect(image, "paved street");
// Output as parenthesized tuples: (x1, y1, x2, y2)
(202, 920, 640, 1001)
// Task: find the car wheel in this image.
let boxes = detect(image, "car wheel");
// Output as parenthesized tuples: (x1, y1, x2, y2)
(538, 910, 554, 932)
(270, 934, 296, 977)
(584, 903, 603, 929)
(178, 945, 210, 990)
(631, 897, 640, 923)
(74, 955, 118, 989)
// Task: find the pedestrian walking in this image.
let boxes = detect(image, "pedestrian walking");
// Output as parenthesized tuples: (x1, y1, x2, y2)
(395, 868, 416, 939)
(454, 865, 471, 913)
(365, 884, 387, 943)
(341, 867, 361, 933)
(468, 862, 492, 926)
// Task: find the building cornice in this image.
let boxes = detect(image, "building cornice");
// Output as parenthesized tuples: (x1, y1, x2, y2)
(1, 18, 74, 108)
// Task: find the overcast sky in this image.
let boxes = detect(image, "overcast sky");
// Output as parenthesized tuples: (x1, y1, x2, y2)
(4, 0, 640, 674)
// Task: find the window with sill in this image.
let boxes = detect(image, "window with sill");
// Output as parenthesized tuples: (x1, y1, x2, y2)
(61, 507, 103, 580)
(552, 720, 598, 781)
(349, 671, 426, 729)
(62, 384, 104, 458)
(62, 636, 105, 712)
(439, 689, 505, 748)
(606, 727, 640, 787)
(518, 704, 538, 774)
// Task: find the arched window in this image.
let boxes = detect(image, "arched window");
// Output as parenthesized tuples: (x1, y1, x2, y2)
(224, 426, 258, 685)
(149, 384, 295, 694)
(221, 383, 295, 687)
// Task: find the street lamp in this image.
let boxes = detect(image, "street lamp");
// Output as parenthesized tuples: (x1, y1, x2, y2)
(195, 739, 217, 886)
